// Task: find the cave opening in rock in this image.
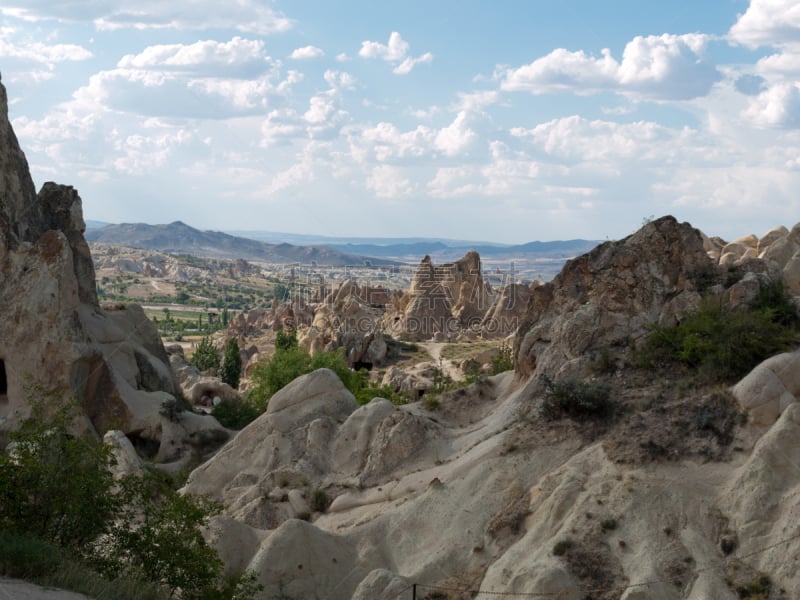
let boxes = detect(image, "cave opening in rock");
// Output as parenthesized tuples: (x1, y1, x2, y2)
(0, 359, 7, 397)
(353, 361, 373, 372)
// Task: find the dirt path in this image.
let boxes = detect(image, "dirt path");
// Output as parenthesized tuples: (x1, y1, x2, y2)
(420, 341, 463, 381)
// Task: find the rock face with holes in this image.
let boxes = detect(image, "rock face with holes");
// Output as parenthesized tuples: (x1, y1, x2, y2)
(0, 78, 194, 459)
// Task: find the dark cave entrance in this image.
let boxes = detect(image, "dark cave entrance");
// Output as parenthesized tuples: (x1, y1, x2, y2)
(0, 359, 7, 399)
(353, 361, 373, 372)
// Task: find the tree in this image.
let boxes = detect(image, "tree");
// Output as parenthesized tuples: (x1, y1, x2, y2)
(192, 336, 220, 372)
(220, 338, 242, 389)
(275, 328, 298, 351)
(0, 394, 119, 550)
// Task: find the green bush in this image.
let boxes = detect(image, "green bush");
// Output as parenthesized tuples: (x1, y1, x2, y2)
(540, 375, 615, 420)
(0, 397, 119, 550)
(0, 391, 261, 600)
(642, 293, 798, 382)
(736, 574, 772, 598)
(212, 398, 261, 430)
(553, 539, 574, 556)
(310, 488, 329, 513)
(192, 336, 221, 372)
(248, 343, 372, 412)
(108, 475, 225, 598)
(354, 382, 410, 406)
(219, 337, 242, 389)
(275, 328, 298, 351)
(490, 344, 514, 375)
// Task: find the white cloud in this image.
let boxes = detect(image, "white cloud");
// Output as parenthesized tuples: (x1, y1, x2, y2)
(743, 82, 800, 128)
(112, 127, 192, 175)
(512, 115, 696, 163)
(359, 31, 433, 74)
(501, 34, 720, 100)
(729, 0, 800, 49)
(359, 32, 409, 61)
(349, 122, 434, 163)
(290, 45, 324, 60)
(118, 37, 271, 77)
(366, 165, 412, 197)
(434, 111, 476, 156)
(0, 1, 292, 34)
(323, 70, 356, 91)
(0, 39, 92, 65)
(393, 52, 433, 75)
(336, 53, 350, 62)
(757, 49, 800, 72)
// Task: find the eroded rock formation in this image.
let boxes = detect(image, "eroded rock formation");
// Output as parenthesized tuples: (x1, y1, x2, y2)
(0, 79, 215, 460)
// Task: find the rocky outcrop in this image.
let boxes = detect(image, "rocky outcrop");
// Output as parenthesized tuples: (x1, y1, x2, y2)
(514, 216, 711, 380)
(707, 222, 800, 295)
(0, 79, 180, 459)
(385, 251, 493, 341)
(481, 281, 536, 338)
(301, 280, 388, 367)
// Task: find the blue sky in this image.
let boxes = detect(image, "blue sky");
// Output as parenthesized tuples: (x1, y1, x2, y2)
(2, 0, 799, 243)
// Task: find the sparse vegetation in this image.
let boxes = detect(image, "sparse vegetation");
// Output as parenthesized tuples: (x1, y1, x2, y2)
(640, 287, 799, 382)
(600, 518, 618, 532)
(736, 574, 772, 599)
(540, 375, 616, 421)
(490, 343, 514, 375)
(310, 488, 329, 513)
(553, 539, 574, 556)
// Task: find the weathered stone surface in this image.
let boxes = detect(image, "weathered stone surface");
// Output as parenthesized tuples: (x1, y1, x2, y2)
(514, 216, 709, 380)
(481, 282, 535, 338)
(0, 79, 179, 458)
(732, 350, 800, 425)
(385, 252, 492, 341)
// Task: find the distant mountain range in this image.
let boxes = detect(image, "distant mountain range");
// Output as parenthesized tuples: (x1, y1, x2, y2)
(85, 221, 395, 267)
(84, 221, 601, 274)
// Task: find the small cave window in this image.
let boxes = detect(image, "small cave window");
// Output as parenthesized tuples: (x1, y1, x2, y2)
(353, 361, 373, 372)
(0, 360, 7, 396)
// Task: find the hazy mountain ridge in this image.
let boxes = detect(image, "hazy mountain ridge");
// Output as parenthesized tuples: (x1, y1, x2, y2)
(85, 221, 396, 267)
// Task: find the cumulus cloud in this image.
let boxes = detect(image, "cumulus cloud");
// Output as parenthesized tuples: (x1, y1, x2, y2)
(501, 34, 721, 100)
(0, 1, 292, 34)
(743, 82, 800, 128)
(434, 111, 476, 156)
(729, 0, 800, 49)
(359, 31, 433, 74)
(118, 37, 272, 78)
(290, 45, 324, 60)
(324, 70, 356, 91)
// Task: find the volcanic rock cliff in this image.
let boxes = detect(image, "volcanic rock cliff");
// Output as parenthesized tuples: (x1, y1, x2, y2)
(0, 79, 222, 457)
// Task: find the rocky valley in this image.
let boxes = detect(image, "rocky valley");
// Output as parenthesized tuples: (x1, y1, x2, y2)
(4, 72, 800, 600)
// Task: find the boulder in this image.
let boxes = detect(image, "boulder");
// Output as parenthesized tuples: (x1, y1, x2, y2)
(732, 350, 800, 425)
